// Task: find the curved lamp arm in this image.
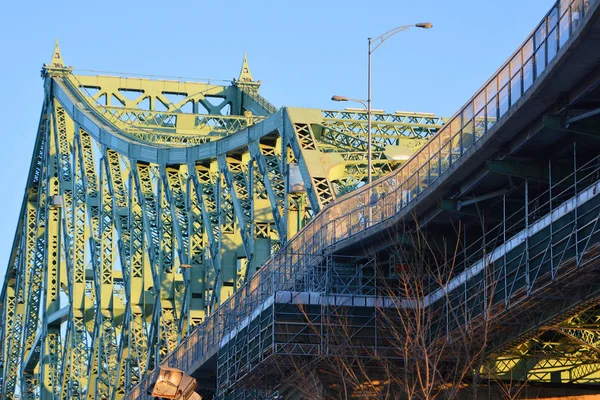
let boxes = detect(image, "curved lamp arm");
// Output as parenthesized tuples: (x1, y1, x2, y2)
(331, 95, 368, 109)
(370, 22, 433, 53)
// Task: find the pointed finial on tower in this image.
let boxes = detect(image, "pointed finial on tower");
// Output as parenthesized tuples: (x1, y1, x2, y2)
(238, 53, 254, 82)
(50, 38, 65, 68)
(234, 53, 261, 93)
(42, 39, 72, 78)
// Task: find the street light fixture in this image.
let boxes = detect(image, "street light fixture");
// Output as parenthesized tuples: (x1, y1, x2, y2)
(331, 95, 367, 107)
(333, 22, 432, 184)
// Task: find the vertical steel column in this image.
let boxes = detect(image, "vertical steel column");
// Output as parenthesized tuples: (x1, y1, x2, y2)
(549, 159, 555, 279)
(367, 38, 373, 184)
(41, 110, 62, 399)
(525, 178, 530, 292)
(503, 193, 508, 307)
(574, 142, 579, 264)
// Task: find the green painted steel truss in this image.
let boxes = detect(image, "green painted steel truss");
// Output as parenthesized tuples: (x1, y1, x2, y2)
(486, 303, 600, 385)
(0, 42, 444, 399)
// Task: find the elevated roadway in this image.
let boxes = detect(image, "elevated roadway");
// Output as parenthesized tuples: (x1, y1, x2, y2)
(124, 0, 600, 398)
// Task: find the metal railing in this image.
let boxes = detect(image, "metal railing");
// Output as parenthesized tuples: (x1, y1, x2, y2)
(430, 154, 600, 335)
(239, 87, 278, 115)
(125, 0, 597, 397)
(124, 254, 373, 399)
(288, 0, 595, 252)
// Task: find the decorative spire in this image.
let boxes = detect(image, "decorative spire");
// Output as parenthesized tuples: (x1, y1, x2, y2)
(50, 38, 65, 69)
(234, 53, 261, 94)
(42, 39, 71, 78)
(238, 53, 254, 83)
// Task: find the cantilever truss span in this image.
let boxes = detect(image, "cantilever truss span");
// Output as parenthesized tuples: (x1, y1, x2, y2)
(0, 42, 444, 399)
(123, 0, 600, 397)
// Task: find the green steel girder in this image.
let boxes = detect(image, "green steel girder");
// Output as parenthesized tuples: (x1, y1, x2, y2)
(321, 109, 443, 139)
(55, 104, 87, 400)
(487, 305, 600, 385)
(250, 141, 286, 241)
(91, 154, 119, 397)
(155, 170, 181, 358)
(544, 114, 600, 138)
(6, 98, 51, 400)
(4, 246, 26, 397)
(487, 159, 573, 182)
(164, 165, 189, 265)
(219, 155, 253, 266)
(105, 149, 148, 391)
(67, 53, 276, 149)
(59, 127, 90, 399)
(193, 163, 221, 309)
(164, 164, 194, 337)
(285, 108, 445, 206)
(0, 43, 443, 399)
(39, 99, 64, 399)
(184, 172, 206, 326)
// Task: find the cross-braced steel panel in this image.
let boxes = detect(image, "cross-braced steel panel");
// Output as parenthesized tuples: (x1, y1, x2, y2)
(0, 42, 440, 400)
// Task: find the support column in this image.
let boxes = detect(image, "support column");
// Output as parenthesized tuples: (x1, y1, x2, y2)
(220, 251, 237, 302)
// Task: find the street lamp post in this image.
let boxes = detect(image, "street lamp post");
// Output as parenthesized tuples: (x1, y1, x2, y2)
(333, 22, 432, 184)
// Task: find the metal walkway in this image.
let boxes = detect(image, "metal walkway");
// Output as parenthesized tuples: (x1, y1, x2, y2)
(125, 0, 600, 397)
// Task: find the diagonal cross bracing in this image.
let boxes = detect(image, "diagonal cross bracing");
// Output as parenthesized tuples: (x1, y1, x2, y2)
(0, 47, 439, 399)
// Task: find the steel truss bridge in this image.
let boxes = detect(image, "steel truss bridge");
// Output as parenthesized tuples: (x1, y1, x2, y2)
(0, 40, 444, 399)
(3, 0, 600, 398)
(123, 0, 600, 398)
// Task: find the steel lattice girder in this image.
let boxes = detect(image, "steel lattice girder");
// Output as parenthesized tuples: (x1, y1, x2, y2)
(486, 304, 600, 384)
(0, 43, 443, 400)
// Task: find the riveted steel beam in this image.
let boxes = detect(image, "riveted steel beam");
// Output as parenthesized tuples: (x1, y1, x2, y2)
(1, 47, 441, 399)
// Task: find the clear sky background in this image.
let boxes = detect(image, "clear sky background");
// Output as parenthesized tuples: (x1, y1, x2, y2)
(0, 0, 555, 283)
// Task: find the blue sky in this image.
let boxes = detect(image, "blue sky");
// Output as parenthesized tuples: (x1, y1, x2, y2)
(0, 1, 554, 282)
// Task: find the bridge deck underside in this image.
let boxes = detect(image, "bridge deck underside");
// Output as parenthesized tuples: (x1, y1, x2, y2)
(215, 165, 600, 393)
(126, 0, 600, 398)
(2, 0, 598, 399)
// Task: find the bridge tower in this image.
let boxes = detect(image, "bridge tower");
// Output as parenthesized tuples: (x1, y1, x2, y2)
(0, 42, 442, 399)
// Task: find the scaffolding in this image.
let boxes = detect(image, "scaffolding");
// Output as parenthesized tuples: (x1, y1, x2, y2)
(217, 255, 377, 393)
(124, 252, 379, 399)
(214, 152, 600, 398)
(123, 0, 600, 397)
(209, 151, 600, 399)
(430, 151, 600, 344)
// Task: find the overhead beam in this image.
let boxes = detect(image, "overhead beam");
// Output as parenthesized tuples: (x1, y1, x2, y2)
(440, 186, 512, 212)
(544, 114, 600, 138)
(567, 107, 600, 124)
(487, 159, 571, 182)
